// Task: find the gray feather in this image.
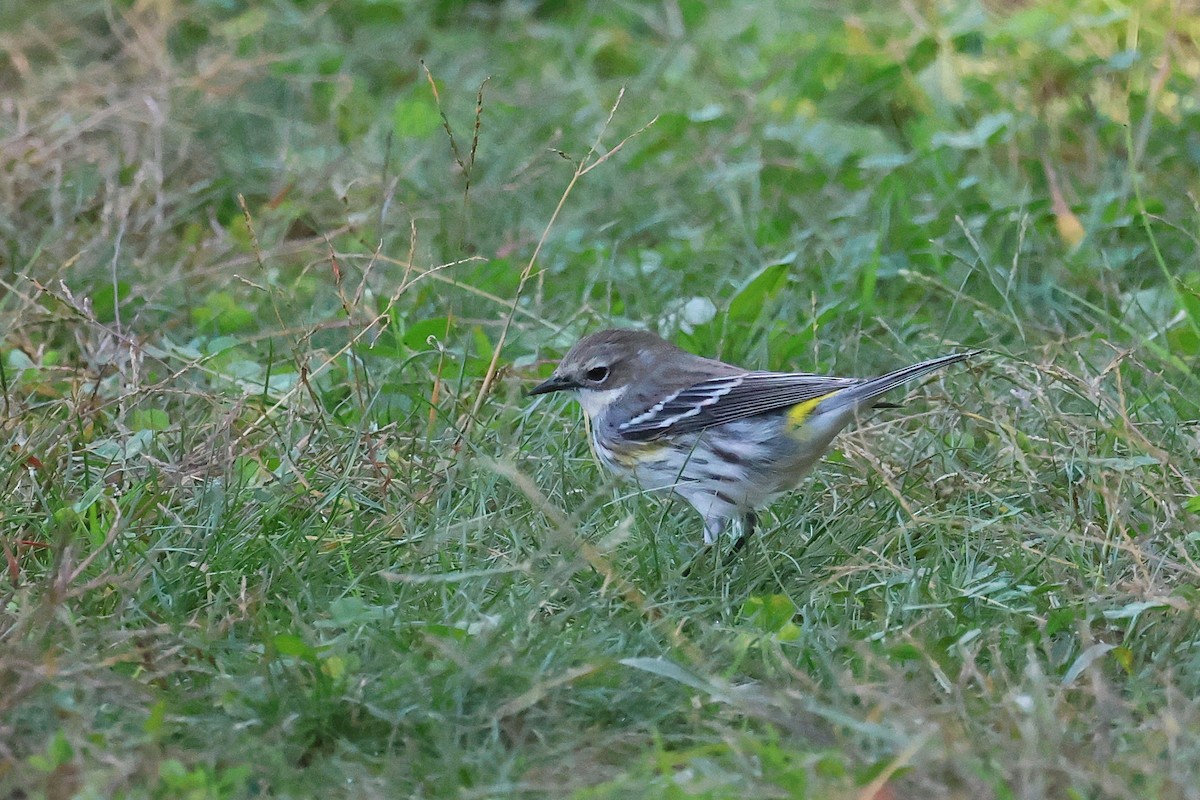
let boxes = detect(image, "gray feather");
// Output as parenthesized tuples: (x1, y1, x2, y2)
(618, 350, 979, 441)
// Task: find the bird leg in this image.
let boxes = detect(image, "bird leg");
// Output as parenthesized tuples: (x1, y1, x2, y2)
(682, 518, 724, 577)
(728, 511, 758, 555)
(702, 517, 726, 546)
(683, 513, 757, 577)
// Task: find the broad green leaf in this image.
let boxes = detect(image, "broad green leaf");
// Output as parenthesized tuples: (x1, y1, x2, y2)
(619, 657, 716, 695)
(728, 262, 791, 323)
(1062, 643, 1115, 687)
(393, 95, 441, 140)
(741, 594, 797, 634)
(273, 633, 317, 660)
(131, 409, 170, 431)
(143, 699, 168, 736)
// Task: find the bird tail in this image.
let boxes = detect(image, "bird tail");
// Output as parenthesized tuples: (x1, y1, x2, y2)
(832, 350, 981, 410)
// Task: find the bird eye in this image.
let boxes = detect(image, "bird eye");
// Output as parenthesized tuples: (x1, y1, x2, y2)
(584, 365, 610, 383)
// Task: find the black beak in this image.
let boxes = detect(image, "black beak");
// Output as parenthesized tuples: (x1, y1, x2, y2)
(528, 374, 578, 396)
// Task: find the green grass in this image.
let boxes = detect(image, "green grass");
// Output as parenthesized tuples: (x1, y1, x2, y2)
(2, 0, 1199, 797)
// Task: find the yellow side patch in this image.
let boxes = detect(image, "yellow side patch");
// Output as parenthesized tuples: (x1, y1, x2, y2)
(786, 393, 835, 431)
(622, 444, 666, 468)
(585, 412, 666, 469)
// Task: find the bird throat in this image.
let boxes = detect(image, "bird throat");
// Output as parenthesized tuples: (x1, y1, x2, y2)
(577, 386, 629, 420)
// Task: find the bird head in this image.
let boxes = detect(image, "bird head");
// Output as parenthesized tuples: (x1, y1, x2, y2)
(528, 328, 668, 398)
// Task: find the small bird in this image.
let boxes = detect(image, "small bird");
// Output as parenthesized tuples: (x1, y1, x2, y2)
(530, 328, 978, 554)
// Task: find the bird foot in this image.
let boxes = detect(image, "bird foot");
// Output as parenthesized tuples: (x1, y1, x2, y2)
(682, 512, 759, 576)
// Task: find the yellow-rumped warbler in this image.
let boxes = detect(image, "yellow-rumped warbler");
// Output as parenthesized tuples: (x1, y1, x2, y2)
(530, 328, 978, 552)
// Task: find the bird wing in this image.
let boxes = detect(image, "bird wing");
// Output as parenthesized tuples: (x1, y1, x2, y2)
(617, 371, 860, 441)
